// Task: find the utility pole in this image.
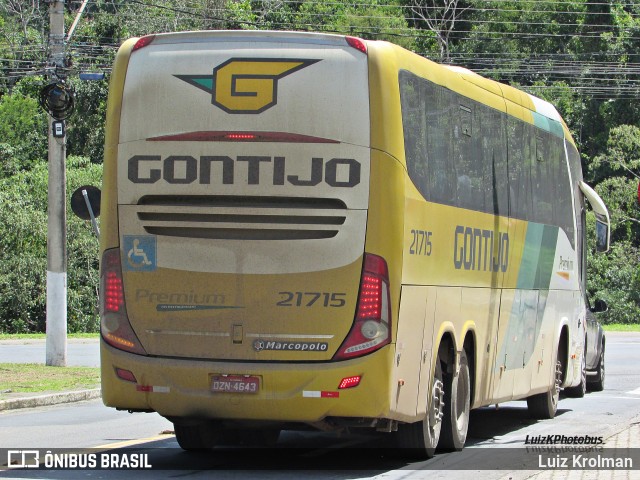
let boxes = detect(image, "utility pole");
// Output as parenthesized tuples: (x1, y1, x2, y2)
(45, 0, 67, 367)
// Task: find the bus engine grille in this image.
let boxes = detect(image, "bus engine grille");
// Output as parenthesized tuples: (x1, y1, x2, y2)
(135, 195, 347, 241)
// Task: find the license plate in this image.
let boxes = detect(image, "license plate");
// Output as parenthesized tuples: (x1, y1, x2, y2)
(211, 375, 260, 394)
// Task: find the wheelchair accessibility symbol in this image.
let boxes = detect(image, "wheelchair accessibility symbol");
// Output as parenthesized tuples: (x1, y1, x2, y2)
(123, 236, 156, 271)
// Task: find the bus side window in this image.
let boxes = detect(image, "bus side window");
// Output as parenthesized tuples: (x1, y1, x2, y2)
(507, 118, 528, 220)
(482, 110, 508, 216)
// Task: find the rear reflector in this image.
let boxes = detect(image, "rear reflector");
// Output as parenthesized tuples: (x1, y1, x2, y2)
(115, 368, 137, 383)
(338, 375, 362, 389)
(303, 390, 340, 398)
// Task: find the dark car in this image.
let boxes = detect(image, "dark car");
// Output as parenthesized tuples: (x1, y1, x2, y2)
(565, 299, 606, 398)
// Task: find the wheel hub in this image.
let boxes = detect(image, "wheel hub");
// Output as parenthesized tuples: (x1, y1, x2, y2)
(430, 378, 445, 425)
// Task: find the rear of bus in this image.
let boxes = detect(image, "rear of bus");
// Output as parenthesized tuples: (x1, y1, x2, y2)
(99, 31, 400, 437)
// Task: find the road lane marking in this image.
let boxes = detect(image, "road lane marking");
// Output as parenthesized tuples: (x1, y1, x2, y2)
(602, 396, 640, 401)
(93, 433, 175, 450)
(628, 387, 640, 395)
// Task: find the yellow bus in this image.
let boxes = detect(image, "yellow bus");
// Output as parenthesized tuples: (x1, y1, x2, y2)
(95, 31, 610, 456)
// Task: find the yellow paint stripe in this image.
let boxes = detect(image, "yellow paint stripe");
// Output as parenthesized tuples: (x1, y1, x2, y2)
(93, 433, 174, 450)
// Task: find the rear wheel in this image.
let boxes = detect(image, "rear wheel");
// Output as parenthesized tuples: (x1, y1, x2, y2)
(528, 358, 562, 419)
(396, 359, 444, 458)
(174, 420, 220, 451)
(438, 349, 470, 451)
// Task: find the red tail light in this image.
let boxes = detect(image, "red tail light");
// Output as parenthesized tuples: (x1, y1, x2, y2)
(333, 254, 391, 360)
(100, 248, 147, 355)
(104, 271, 123, 313)
(346, 36, 367, 54)
(132, 35, 155, 52)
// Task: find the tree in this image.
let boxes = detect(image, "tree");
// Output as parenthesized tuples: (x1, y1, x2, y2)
(0, 89, 47, 175)
(409, 0, 469, 61)
(590, 125, 640, 243)
(0, 156, 102, 333)
(0, 0, 47, 92)
(66, 76, 109, 163)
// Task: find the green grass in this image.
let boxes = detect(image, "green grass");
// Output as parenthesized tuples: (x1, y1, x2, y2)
(0, 333, 99, 341)
(0, 363, 100, 396)
(602, 323, 640, 332)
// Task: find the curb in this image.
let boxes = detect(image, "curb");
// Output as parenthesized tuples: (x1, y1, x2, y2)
(0, 389, 101, 411)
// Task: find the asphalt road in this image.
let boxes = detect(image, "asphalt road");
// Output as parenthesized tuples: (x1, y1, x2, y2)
(0, 339, 99, 367)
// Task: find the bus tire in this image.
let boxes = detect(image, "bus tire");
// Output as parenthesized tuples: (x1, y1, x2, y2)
(564, 349, 586, 398)
(438, 349, 470, 451)
(395, 359, 444, 458)
(587, 341, 605, 392)
(174, 420, 219, 451)
(527, 358, 562, 419)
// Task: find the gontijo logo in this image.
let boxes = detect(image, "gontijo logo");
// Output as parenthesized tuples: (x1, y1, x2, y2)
(175, 58, 320, 114)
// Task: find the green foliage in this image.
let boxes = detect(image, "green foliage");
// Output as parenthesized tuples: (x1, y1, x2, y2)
(588, 238, 640, 325)
(113, 0, 227, 36)
(222, 0, 414, 47)
(0, 1, 47, 92)
(66, 77, 109, 163)
(589, 125, 640, 243)
(0, 156, 101, 334)
(0, 91, 47, 175)
(598, 125, 640, 174)
(66, 156, 102, 333)
(0, 164, 47, 332)
(295, 0, 414, 47)
(459, 0, 589, 61)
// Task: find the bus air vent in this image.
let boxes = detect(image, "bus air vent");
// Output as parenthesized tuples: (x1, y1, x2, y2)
(135, 196, 347, 241)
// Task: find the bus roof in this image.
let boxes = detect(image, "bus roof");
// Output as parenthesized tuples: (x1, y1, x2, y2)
(132, 30, 355, 48)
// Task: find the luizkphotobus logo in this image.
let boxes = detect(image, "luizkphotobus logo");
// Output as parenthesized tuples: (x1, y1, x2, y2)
(175, 58, 320, 114)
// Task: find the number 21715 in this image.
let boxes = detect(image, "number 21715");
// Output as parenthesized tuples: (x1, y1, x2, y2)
(409, 229, 433, 256)
(277, 292, 346, 307)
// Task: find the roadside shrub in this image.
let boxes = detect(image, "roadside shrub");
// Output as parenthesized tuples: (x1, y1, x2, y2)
(0, 92, 47, 176)
(0, 156, 101, 333)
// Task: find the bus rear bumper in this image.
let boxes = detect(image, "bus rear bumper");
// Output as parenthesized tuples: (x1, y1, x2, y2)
(100, 340, 393, 423)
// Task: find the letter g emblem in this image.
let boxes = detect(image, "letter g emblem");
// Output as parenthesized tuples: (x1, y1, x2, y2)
(211, 58, 320, 114)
